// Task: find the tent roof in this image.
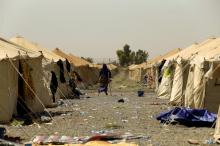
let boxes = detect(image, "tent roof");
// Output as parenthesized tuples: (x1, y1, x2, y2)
(69, 53, 92, 66)
(128, 64, 139, 70)
(159, 48, 182, 61)
(107, 64, 117, 70)
(10, 36, 64, 61)
(53, 48, 90, 67)
(145, 48, 181, 68)
(128, 62, 148, 70)
(90, 64, 117, 70)
(166, 38, 218, 61)
(0, 37, 40, 60)
(195, 38, 220, 60)
(158, 48, 182, 62)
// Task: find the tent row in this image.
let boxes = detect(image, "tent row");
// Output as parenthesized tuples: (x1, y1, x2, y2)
(156, 37, 220, 113)
(0, 36, 117, 123)
(0, 37, 67, 123)
(53, 48, 118, 87)
(128, 48, 181, 88)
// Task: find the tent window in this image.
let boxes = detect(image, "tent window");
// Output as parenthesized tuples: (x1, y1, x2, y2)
(57, 59, 66, 83)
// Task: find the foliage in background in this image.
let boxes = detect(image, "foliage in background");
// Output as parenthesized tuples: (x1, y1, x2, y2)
(134, 49, 149, 64)
(116, 44, 148, 66)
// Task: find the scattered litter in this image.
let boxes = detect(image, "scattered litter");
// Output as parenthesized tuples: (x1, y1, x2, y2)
(123, 135, 150, 141)
(86, 134, 122, 142)
(80, 112, 86, 116)
(150, 102, 167, 105)
(137, 90, 144, 97)
(119, 85, 127, 89)
(32, 132, 145, 145)
(74, 108, 80, 111)
(91, 130, 114, 135)
(3, 135, 22, 144)
(44, 135, 61, 144)
(57, 100, 65, 106)
(10, 119, 24, 126)
(187, 139, 200, 145)
(45, 123, 53, 125)
(0, 138, 22, 146)
(203, 138, 215, 145)
(122, 120, 128, 123)
(40, 116, 52, 123)
(118, 99, 125, 103)
(33, 123, 41, 128)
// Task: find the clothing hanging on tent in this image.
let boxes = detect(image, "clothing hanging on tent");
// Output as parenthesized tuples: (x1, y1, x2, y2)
(57, 59, 66, 83)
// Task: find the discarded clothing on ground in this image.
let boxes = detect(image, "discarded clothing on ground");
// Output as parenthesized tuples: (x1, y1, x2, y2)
(31, 133, 144, 145)
(156, 107, 217, 127)
(32, 141, 138, 146)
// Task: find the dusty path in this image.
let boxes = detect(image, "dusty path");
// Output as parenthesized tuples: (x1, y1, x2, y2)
(1, 69, 217, 146)
(2, 90, 216, 146)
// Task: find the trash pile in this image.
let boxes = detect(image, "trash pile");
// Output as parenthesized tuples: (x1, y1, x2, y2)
(29, 132, 149, 146)
(0, 127, 23, 145)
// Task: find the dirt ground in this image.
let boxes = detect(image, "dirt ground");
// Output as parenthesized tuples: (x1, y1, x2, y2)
(1, 69, 217, 146)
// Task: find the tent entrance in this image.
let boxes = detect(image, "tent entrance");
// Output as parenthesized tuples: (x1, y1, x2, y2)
(17, 60, 35, 116)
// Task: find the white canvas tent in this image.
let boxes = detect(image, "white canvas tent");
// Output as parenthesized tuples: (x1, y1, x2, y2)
(10, 36, 72, 105)
(0, 37, 46, 123)
(184, 40, 220, 113)
(157, 38, 218, 102)
(128, 63, 148, 82)
(155, 48, 182, 99)
(169, 37, 220, 106)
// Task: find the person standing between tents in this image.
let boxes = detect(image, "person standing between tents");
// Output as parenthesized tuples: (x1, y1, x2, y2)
(143, 73, 148, 85)
(98, 64, 112, 95)
(69, 71, 84, 98)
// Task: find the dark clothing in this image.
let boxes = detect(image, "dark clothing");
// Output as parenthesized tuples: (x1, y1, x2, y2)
(158, 59, 166, 83)
(74, 71, 83, 82)
(99, 69, 112, 79)
(144, 75, 148, 84)
(69, 78, 83, 97)
(50, 71, 58, 103)
(66, 59, 71, 72)
(98, 64, 111, 95)
(57, 59, 66, 83)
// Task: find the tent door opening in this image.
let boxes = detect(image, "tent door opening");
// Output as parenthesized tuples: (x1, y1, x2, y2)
(17, 60, 34, 116)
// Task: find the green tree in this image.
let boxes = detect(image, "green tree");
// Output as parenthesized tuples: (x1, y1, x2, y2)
(116, 44, 135, 66)
(116, 44, 148, 66)
(134, 49, 148, 64)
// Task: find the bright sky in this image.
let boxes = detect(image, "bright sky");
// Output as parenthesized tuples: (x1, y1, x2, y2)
(0, 0, 220, 61)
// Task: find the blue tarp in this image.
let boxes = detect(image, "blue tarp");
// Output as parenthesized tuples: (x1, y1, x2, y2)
(156, 107, 217, 127)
